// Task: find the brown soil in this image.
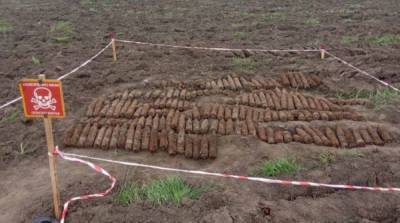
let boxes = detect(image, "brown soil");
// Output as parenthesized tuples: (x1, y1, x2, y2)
(1, 0, 400, 222)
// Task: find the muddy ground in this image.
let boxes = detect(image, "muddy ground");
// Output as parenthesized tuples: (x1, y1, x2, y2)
(1, 0, 400, 222)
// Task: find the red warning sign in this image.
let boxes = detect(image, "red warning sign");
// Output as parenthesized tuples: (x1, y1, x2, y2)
(19, 79, 65, 118)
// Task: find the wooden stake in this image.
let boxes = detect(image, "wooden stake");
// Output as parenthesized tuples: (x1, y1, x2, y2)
(39, 74, 61, 219)
(111, 38, 117, 62)
(320, 44, 325, 59)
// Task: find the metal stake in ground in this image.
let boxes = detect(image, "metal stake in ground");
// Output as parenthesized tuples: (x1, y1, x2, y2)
(18, 74, 66, 219)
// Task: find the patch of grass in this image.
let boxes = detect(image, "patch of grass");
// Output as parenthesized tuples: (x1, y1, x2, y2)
(365, 34, 400, 45)
(337, 150, 364, 158)
(0, 19, 12, 33)
(239, 12, 255, 18)
(233, 31, 249, 40)
(115, 177, 204, 206)
(232, 57, 257, 71)
(19, 142, 27, 155)
(341, 34, 400, 45)
(340, 36, 360, 44)
(305, 18, 320, 27)
(0, 111, 19, 124)
(256, 158, 301, 177)
(50, 21, 74, 43)
(336, 88, 400, 108)
(32, 56, 40, 65)
(262, 11, 287, 22)
(319, 152, 336, 165)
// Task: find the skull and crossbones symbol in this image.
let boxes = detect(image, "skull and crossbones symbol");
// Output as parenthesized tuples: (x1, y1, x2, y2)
(31, 87, 57, 110)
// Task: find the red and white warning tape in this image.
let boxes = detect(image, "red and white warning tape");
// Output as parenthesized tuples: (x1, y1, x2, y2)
(60, 149, 400, 193)
(115, 39, 320, 53)
(54, 146, 116, 223)
(0, 41, 112, 111)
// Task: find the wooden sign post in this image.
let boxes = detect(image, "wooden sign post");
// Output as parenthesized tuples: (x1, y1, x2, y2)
(19, 74, 66, 219)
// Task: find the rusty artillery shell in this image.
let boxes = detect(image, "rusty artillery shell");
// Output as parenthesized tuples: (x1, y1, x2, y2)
(171, 111, 180, 130)
(210, 104, 218, 119)
(270, 92, 281, 110)
(251, 78, 262, 88)
(193, 119, 200, 134)
(298, 94, 309, 109)
(295, 127, 312, 144)
(343, 127, 356, 148)
(241, 121, 249, 136)
(113, 99, 126, 117)
(223, 119, 232, 135)
(303, 110, 312, 121)
(116, 123, 128, 148)
(93, 97, 105, 116)
(144, 115, 152, 128)
(78, 123, 91, 147)
(158, 115, 166, 130)
(166, 109, 175, 128)
(319, 99, 330, 111)
(133, 126, 142, 152)
(185, 117, 193, 133)
(280, 73, 291, 86)
(223, 106, 232, 120)
(101, 126, 113, 149)
(234, 120, 241, 135)
(178, 113, 186, 131)
(106, 99, 119, 117)
(177, 131, 185, 154)
(247, 119, 257, 136)
(287, 111, 294, 121)
(84, 123, 99, 147)
(303, 126, 323, 145)
(271, 111, 279, 121)
(283, 131, 293, 143)
(126, 100, 138, 118)
(293, 73, 304, 88)
(211, 80, 218, 89)
(299, 72, 310, 88)
(125, 123, 135, 150)
(266, 127, 275, 144)
(359, 128, 373, 144)
(209, 119, 218, 134)
(217, 79, 224, 89)
(280, 89, 288, 110)
(239, 106, 246, 120)
(254, 93, 262, 107)
(71, 123, 84, 146)
(278, 111, 288, 122)
(352, 128, 365, 147)
(200, 119, 209, 134)
(200, 103, 211, 119)
(199, 136, 209, 159)
(320, 111, 329, 121)
(86, 100, 97, 117)
(335, 126, 348, 148)
(274, 130, 284, 143)
(216, 105, 224, 120)
(292, 94, 303, 110)
(192, 135, 200, 159)
(312, 111, 320, 120)
(245, 109, 252, 121)
(367, 126, 384, 145)
(287, 73, 297, 87)
(252, 110, 260, 122)
(99, 103, 109, 117)
(192, 106, 200, 120)
(264, 110, 272, 122)
(293, 134, 302, 142)
(217, 119, 226, 135)
(378, 127, 392, 143)
(167, 131, 177, 155)
(141, 126, 151, 150)
(184, 135, 193, 158)
(233, 76, 242, 89)
(208, 135, 218, 159)
(121, 99, 133, 116)
(325, 127, 339, 147)
(151, 114, 159, 131)
(109, 125, 120, 149)
(264, 92, 273, 109)
(257, 124, 267, 141)
(248, 93, 255, 107)
(232, 106, 239, 120)
(312, 127, 331, 146)
(159, 130, 168, 150)
(222, 78, 230, 89)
